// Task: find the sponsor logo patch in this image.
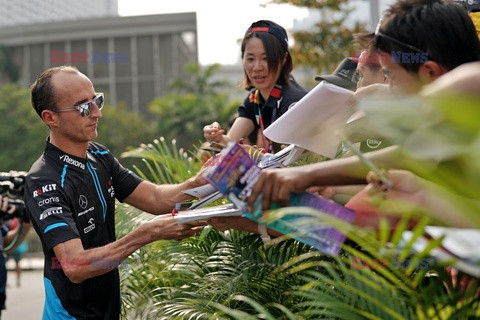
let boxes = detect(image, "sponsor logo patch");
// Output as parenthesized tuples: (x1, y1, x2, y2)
(107, 180, 115, 198)
(79, 195, 88, 209)
(84, 218, 95, 234)
(40, 207, 63, 220)
(77, 206, 94, 217)
(60, 154, 85, 170)
(38, 196, 60, 207)
(33, 184, 57, 198)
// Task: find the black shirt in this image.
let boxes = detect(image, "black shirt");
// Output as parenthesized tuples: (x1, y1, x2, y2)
(238, 78, 308, 152)
(24, 139, 143, 319)
(238, 79, 308, 130)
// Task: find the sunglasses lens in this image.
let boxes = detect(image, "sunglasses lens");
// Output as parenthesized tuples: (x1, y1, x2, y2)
(95, 94, 104, 110)
(79, 104, 91, 117)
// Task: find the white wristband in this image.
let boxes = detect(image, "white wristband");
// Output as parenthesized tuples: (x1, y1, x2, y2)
(258, 224, 271, 243)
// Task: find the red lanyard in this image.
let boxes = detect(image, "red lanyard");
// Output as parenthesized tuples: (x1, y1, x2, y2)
(256, 105, 277, 153)
(254, 85, 282, 153)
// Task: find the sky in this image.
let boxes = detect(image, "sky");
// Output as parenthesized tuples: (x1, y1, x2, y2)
(117, 0, 310, 66)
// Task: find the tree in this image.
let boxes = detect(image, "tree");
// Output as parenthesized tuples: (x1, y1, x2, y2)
(148, 63, 240, 149)
(273, 0, 368, 73)
(96, 101, 158, 169)
(0, 84, 157, 172)
(0, 46, 20, 83)
(0, 84, 48, 171)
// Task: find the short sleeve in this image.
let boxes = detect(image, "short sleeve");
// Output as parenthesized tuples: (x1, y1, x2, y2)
(108, 155, 143, 202)
(25, 180, 80, 251)
(238, 92, 259, 130)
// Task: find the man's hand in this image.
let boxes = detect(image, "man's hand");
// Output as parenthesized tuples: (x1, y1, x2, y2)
(146, 214, 206, 241)
(191, 162, 210, 188)
(207, 216, 282, 238)
(365, 169, 424, 206)
(207, 216, 249, 232)
(52, 215, 206, 284)
(345, 169, 424, 215)
(0, 195, 16, 216)
(248, 166, 314, 212)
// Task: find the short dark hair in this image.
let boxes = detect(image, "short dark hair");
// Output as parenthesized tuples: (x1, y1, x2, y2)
(353, 35, 382, 73)
(240, 22, 293, 90)
(30, 65, 79, 118)
(375, 0, 480, 73)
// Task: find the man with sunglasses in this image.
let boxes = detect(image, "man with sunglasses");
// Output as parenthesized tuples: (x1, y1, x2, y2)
(24, 65, 207, 319)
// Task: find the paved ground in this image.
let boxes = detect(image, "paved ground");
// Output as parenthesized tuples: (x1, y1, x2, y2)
(3, 257, 45, 320)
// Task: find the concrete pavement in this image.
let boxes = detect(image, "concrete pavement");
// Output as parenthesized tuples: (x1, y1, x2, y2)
(3, 268, 45, 320)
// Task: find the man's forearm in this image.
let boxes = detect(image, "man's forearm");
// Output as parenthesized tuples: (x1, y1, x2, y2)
(54, 222, 155, 283)
(307, 145, 402, 186)
(421, 179, 476, 228)
(152, 177, 202, 214)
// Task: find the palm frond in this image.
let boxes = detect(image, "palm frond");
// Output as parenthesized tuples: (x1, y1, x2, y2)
(117, 132, 480, 319)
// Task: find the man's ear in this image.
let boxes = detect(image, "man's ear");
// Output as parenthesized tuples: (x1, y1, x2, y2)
(41, 110, 57, 127)
(418, 61, 448, 83)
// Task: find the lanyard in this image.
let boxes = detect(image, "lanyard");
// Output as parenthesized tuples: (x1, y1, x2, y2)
(254, 84, 282, 153)
(256, 104, 277, 153)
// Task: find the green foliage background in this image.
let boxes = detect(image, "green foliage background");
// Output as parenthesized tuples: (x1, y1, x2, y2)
(273, 0, 368, 73)
(116, 135, 479, 319)
(0, 84, 49, 171)
(148, 63, 239, 149)
(1, 1, 478, 318)
(0, 84, 158, 172)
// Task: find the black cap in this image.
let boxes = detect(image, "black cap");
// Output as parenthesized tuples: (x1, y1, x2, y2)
(315, 57, 359, 91)
(245, 20, 289, 49)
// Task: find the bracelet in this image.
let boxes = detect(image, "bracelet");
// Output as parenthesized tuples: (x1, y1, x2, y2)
(258, 224, 271, 243)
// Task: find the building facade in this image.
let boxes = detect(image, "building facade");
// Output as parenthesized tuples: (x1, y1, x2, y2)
(0, 12, 198, 114)
(0, 0, 118, 27)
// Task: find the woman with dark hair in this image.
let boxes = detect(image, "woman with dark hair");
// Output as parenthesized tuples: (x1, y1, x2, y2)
(203, 20, 308, 153)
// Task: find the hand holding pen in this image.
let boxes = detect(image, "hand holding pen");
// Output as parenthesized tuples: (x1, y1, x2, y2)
(338, 132, 393, 190)
(203, 122, 225, 143)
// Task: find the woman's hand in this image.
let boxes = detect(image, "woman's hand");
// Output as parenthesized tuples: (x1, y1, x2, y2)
(203, 122, 225, 143)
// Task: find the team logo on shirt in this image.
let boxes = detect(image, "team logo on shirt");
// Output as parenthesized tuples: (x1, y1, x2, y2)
(84, 218, 95, 234)
(79, 195, 88, 209)
(59, 154, 85, 170)
(33, 184, 57, 197)
(77, 206, 94, 217)
(38, 196, 60, 207)
(107, 180, 115, 198)
(40, 207, 63, 220)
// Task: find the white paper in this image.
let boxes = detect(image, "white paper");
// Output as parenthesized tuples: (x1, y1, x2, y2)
(424, 226, 480, 262)
(258, 144, 293, 168)
(402, 227, 480, 277)
(188, 191, 224, 209)
(264, 81, 354, 158)
(182, 184, 225, 209)
(182, 184, 218, 198)
(282, 145, 308, 166)
(174, 204, 243, 224)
